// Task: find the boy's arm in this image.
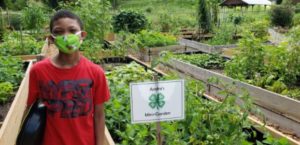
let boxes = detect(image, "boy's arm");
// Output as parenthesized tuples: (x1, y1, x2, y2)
(94, 104, 105, 145)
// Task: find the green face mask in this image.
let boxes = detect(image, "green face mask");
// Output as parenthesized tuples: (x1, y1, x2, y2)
(52, 31, 81, 54)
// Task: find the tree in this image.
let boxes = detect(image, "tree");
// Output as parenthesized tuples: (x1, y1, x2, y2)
(276, 0, 283, 4)
(270, 5, 294, 27)
(207, 0, 222, 26)
(197, 0, 211, 33)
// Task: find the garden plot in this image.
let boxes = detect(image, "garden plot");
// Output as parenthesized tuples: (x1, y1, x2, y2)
(175, 36, 300, 100)
(103, 55, 299, 145)
(160, 57, 300, 140)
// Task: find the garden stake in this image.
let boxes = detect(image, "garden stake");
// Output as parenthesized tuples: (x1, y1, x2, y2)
(154, 74, 162, 145)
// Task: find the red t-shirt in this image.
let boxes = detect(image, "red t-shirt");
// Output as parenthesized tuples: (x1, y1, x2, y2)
(27, 56, 110, 145)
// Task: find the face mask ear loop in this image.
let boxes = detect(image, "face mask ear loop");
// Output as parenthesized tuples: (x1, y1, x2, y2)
(51, 34, 56, 39)
(75, 31, 82, 36)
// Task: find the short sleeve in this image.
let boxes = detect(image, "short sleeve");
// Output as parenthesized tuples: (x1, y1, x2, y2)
(93, 67, 110, 105)
(27, 66, 39, 106)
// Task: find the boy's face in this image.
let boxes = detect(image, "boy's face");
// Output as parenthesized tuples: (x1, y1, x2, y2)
(50, 17, 86, 42)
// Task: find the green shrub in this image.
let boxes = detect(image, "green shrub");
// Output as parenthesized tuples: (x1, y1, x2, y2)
(197, 0, 211, 33)
(225, 33, 265, 81)
(0, 14, 6, 40)
(135, 30, 177, 47)
(61, 0, 112, 42)
(286, 26, 300, 83)
(157, 11, 177, 32)
(0, 82, 13, 103)
(0, 32, 43, 55)
(270, 5, 294, 27)
(245, 20, 269, 41)
(112, 10, 147, 33)
(295, 3, 300, 13)
(8, 13, 22, 30)
(276, 0, 283, 4)
(3, 0, 26, 10)
(293, 13, 300, 26)
(21, 3, 48, 31)
(207, 24, 236, 45)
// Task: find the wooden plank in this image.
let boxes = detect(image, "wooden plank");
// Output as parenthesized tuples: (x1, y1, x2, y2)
(208, 84, 300, 138)
(159, 64, 300, 144)
(168, 59, 300, 121)
(179, 38, 237, 54)
(14, 55, 37, 61)
(165, 59, 300, 137)
(0, 61, 33, 145)
(179, 38, 212, 53)
(203, 94, 300, 145)
(128, 55, 168, 76)
(104, 126, 115, 145)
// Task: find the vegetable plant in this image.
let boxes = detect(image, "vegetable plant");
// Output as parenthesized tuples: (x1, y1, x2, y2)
(103, 62, 284, 144)
(0, 82, 13, 103)
(124, 30, 177, 49)
(0, 56, 23, 103)
(0, 32, 43, 56)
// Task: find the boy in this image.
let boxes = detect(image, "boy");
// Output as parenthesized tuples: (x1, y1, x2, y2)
(26, 10, 110, 145)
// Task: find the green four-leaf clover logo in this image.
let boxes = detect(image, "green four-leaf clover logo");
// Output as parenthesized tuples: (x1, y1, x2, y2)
(148, 93, 165, 109)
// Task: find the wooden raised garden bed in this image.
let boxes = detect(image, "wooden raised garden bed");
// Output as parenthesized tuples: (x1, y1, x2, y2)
(134, 45, 198, 62)
(161, 58, 300, 142)
(179, 38, 237, 58)
(0, 61, 33, 145)
(103, 55, 300, 145)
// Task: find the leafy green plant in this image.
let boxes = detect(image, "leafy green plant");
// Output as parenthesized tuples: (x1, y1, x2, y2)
(156, 11, 177, 32)
(286, 26, 300, 84)
(241, 20, 269, 41)
(0, 56, 23, 87)
(270, 5, 294, 28)
(0, 10, 6, 41)
(112, 10, 147, 33)
(3, 0, 26, 10)
(136, 30, 177, 47)
(21, 2, 48, 35)
(61, 0, 112, 43)
(282, 88, 300, 100)
(295, 3, 300, 13)
(225, 32, 265, 81)
(293, 13, 300, 26)
(175, 53, 225, 69)
(104, 62, 279, 144)
(0, 32, 43, 55)
(224, 29, 300, 99)
(207, 24, 236, 45)
(8, 13, 22, 30)
(0, 82, 13, 103)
